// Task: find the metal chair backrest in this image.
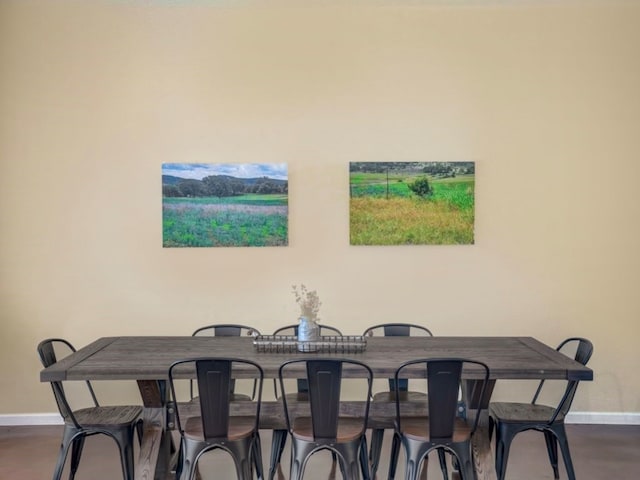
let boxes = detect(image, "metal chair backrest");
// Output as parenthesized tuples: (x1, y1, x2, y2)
(532, 337, 594, 424)
(37, 338, 99, 429)
(279, 358, 373, 440)
(395, 358, 490, 441)
(191, 324, 261, 400)
(363, 323, 433, 338)
(363, 323, 433, 392)
(169, 357, 264, 441)
(272, 324, 343, 394)
(192, 324, 261, 338)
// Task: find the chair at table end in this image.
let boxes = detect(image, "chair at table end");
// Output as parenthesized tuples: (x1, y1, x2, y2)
(488, 337, 593, 480)
(37, 338, 143, 480)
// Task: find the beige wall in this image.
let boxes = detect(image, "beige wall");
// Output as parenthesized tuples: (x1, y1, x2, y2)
(1, 0, 639, 416)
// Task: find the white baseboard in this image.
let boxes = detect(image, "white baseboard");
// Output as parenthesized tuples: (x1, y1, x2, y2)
(0, 413, 63, 426)
(566, 411, 640, 425)
(1, 412, 639, 426)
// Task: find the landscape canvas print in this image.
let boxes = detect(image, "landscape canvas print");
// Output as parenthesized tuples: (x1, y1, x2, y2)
(349, 162, 475, 245)
(162, 163, 288, 247)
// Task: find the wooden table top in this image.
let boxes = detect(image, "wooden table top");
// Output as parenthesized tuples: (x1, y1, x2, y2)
(40, 335, 593, 383)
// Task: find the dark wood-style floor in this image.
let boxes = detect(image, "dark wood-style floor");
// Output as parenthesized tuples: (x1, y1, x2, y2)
(1, 424, 638, 479)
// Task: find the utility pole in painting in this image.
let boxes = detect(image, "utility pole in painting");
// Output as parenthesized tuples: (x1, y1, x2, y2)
(386, 167, 389, 199)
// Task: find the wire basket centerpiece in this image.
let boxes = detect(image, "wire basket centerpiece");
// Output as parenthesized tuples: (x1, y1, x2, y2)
(253, 335, 367, 354)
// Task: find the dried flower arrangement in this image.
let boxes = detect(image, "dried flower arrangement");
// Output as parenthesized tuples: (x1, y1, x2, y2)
(292, 284, 321, 322)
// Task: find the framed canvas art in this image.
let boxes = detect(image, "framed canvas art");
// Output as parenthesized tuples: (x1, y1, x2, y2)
(349, 162, 475, 245)
(162, 163, 288, 247)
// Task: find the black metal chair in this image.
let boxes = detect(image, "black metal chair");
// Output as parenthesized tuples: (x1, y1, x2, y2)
(271, 324, 343, 398)
(268, 324, 343, 480)
(488, 337, 594, 480)
(37, 338, 143, 480)
(390, 358, 490, 480)
(278, 358, 373, 480)
(192, 324, 261, 337)
(168, 357, 265, 480)
(191, 324, 261, 402)
(362, 323, 449, 480)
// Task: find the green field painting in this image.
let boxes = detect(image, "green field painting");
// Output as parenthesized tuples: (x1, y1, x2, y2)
(162, 163, 288, 247)
(349, 162, 475, 245)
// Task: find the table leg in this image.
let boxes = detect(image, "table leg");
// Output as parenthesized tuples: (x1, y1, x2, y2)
(461, 379, 497, 480)
(471, 426, 496, 480)
(136, 380, 173, 480)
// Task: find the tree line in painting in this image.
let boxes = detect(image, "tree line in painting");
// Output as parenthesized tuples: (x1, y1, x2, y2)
(162, 174, 288, 248)
(349, 162, 475, 245)
(162, 174, 287, 198)
(350, 161, 474, 177)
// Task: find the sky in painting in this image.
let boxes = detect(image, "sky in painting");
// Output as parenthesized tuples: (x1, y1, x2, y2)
(162, 163, 288, 180)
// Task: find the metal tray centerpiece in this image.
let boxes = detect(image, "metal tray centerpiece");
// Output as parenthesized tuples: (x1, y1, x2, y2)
(253, 334, 367, 354)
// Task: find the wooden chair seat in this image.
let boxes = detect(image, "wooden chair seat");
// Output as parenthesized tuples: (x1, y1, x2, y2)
(372, 390, 427, 403)
(72, 406, 143, 427)
(400, 416, 471, 443)
(283, 392, 310, 402)
(183, 415, 257, 441)
(189, 392, 252, 405)
(489, 402, 564, 424)
(291, 417, 365, 443)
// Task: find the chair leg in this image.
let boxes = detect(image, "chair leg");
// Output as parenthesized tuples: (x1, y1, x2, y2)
(555, 427, 576, 480)
(543, 430, 560, 479)
(229, 446, 253, 480)
(253, 434, 264, 480)
(450, 444, 474, 480)
(369, 428, 384, 479)
(488, 416, 494, 440)
(330, 451, 338, 477)
(52, 427, 79, 480)
(388, 432, 401, 480)
(222, 438, 258, 480)
(495, 425, 516, 480)
(135, 420, 144, 446)
(269, 429, 287, 480)
(174, 440, 185, 480)
(402, 438, 430, 480)
(179, 440, 200, 480)
(334, 441, 365, 480)
(437, 449, 449, 480)
(241, 449, 255, 480)
(69, 435, 86, 480)
(359, 435, 371, 480)
(289, 440, 315, 480)
(407, 453, 428, 480)
(110, 427, 137, 480)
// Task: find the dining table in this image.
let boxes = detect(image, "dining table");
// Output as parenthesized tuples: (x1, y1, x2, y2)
(40, 335, 593, 480)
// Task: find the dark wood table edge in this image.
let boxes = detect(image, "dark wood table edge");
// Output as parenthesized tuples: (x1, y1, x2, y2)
(39, 337, 118, 382)
(518, 337, 593, 381)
